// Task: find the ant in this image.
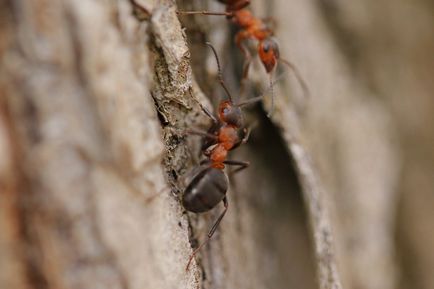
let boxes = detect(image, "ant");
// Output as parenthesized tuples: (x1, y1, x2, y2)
(181, 42, 265, 270)
(177, 0, 309, 116)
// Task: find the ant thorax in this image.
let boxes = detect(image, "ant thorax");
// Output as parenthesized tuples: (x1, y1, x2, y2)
(233, 9, 255, 28)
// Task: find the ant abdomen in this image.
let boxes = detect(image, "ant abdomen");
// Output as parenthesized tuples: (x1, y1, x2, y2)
(182, 168, 228, 213)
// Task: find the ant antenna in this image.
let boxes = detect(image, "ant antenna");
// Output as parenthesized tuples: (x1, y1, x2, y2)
(206, 42, 234, 102)
(236, 71, 287, 115)
(280, 58, 310, 100)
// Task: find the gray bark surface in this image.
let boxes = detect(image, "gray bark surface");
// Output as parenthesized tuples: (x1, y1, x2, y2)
(1, 1, 433, 289)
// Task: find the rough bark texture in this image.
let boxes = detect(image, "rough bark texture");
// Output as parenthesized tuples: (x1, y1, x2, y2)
(1, 0, 433, 289)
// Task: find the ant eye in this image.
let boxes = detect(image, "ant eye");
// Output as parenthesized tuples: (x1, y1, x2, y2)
(262, 43, 270, 53)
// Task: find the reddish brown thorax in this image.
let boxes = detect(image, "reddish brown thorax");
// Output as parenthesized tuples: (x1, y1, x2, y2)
(210, 144, 228, 168)
(209, 125, 239, 168)
(218, 125, 239, 150)
(208, 100, 245, 168)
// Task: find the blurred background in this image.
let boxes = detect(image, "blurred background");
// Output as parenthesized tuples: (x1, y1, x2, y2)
(182, 0, 434, 287)
(1, 0, 433, 289)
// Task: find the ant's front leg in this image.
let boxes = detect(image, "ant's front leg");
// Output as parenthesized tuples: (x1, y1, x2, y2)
(240, 127, 251, 145)
(188, 87, 219, 123)
(235, 30, 253, 98)
(184, 128, 218, 140)
(223, 160, 250, 174)
(182, 127, 218, 162)
(199, 103, 219, 124)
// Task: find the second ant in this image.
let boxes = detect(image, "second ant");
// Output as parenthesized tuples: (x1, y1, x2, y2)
(177, 0, 309, 116)
(181, 42, 269, 270)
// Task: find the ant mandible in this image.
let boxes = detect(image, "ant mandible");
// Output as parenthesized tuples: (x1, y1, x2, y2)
(182, 42, 265, 270)
(177, 0, 309, 116)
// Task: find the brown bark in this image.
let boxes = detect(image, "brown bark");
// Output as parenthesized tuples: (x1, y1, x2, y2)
(1, 0, 433, 289)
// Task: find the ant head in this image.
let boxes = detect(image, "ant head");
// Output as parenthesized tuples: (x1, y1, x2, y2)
(218, 100, 243, 127)
(258, 38, 280, 73)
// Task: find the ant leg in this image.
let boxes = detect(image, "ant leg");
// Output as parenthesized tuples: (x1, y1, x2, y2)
(235, 31, 252, 64)
(182, 128, 216, 164)
(223, 160, 250, 174)
(184, 128, 218, 140)
(236, 94, 263, 107)
(236, 70, 288, 108)
(199, 103, 219, 124)
(240, 53, 252, 98)
(241, 127, 251, 144)
(186, 197, 229, 271)
(176, 10, 233, 17)
(238, 70, 291, 116)
(239, 70, 275, 117)
(235, 31, 253, 98)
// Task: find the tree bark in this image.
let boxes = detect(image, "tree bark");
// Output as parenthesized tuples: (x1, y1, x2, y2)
(1, 0, 433, 289)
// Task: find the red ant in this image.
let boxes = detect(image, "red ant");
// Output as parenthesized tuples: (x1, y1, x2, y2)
(177, 0, 309, 116)
(182, 42, 265, 270)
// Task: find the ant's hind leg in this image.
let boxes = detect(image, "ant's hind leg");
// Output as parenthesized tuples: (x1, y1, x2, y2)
(239, 55, 253, 98)
(186, 197, 229, 271)
(181, 128, 216, 165)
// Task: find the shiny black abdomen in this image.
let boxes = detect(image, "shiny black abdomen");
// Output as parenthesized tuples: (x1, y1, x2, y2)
(182, 168, 228, 213)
